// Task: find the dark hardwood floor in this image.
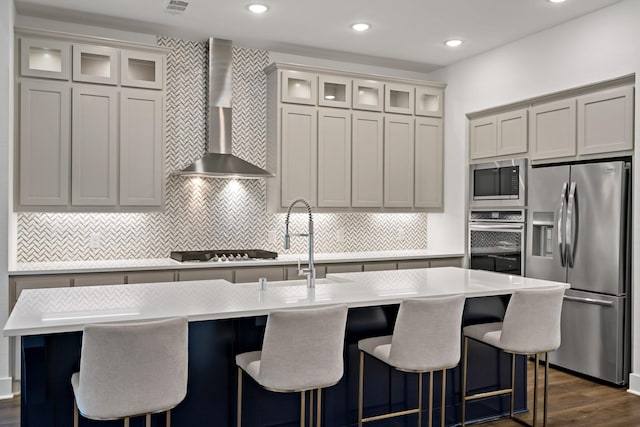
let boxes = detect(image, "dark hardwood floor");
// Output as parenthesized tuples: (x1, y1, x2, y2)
(1, 362, 639, 426)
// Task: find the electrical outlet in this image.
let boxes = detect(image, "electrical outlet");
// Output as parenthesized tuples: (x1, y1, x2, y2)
(397, 228, 406, 241)
(336, 229, 345, 242)
(267, 230, 277, 245)
(89, 233, 101, 249)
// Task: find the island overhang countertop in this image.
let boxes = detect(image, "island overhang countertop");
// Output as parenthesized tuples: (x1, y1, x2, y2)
(4, 267, 569, 337)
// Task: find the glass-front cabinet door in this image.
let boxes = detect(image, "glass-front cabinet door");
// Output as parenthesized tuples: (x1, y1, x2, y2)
(415, 86, 443, 117)
(121, 50, 164, 90)
(21, 38, 71, 80)
(72, 44, 119, 85)
(385, 83, 414, 115)
(352, 79, 383, 112)
(281, 70, 317, 105)
(318, 75, 351, 108)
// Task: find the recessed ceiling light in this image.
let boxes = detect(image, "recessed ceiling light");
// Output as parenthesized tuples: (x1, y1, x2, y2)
(324, 95, 336, 100)
(248, 4, 268, 14)
(445, 39, 463, 47)
(548, 0, 566, 3)
(351, 23, 371, 32)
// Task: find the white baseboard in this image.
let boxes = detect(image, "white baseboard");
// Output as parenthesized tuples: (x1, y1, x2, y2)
(0, 376, 14, 399)
(627, 373, 640, 396)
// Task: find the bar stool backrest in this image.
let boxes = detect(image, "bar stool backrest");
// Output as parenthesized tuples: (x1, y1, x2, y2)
(75, 317, 188, 419)
(389, 295, 466, 372)
(259, 304, 348, 392)
(500, 286, 565, 354)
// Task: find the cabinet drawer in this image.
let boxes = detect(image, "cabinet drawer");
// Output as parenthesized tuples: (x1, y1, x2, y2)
(430, 258, 462, 268)
(73, 273, 126, 287)
(325, 263, 363, 274)
(177, 269, 234, 282)
(126, 271, 175, 284)
(286, 265, 326, 280)
(363, 262, 397, 272)
(12, 276, 72, 305)
(234, 267, 284, 283)
(397, 260, 430, 270)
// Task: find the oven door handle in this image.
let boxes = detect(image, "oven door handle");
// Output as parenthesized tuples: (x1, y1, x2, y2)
(469, 224, 524, 231)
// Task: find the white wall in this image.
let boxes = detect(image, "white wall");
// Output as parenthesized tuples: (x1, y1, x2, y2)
(428, 0, 640, 392)
(0, 0, 15, 398)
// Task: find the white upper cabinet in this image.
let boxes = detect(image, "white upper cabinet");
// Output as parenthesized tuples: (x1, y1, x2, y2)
(318, 109, 351, 207)
(351, 112, 383, 208)
(385, 83, 414, 115)
(414, 117, 443, 209)
(121, 50, 164, 90)
(352, 79, 384, 112)
(415, 86, 443, 117)
(72, 86, 118, 206)
(318, 75, 351, 109)
(496, 108, 528, 156)
(21, 38, 71, 80)
(20, 80, 71, 206)
(530, 98, 576, 161)
(72, 44, 119, 85)
(120, 90, 164, 206)
(280, 105, 317, 207)
(384, 115, 414, 207)
(281, 70, 317, 105)
(577, 86, 634, 155)
(469, 116, 497, 160)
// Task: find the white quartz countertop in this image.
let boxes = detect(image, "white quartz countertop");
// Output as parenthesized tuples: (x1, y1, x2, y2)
(4, 267, 568, 337)
(9, 249, 463, 275)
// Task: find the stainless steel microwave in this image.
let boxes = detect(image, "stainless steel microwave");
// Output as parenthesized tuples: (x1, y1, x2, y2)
(470, 158, 527, 207)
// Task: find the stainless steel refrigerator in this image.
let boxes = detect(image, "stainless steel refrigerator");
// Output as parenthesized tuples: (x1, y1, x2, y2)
(526, 160, 631, 385)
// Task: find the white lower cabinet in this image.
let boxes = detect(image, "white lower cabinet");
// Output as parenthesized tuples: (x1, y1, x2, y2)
(351, 112, 383, 208)
(281, 105, 317, 207)
(120, 90, 164, 206)
(414, 117, 443, 209)
(318, 109, 351, 207)
(384, 115, 414, 208)
(19, 80, 71, 206)
(72, 86, 118, 206)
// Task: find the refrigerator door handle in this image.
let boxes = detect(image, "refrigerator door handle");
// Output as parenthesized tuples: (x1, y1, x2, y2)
(563, 295, 614, 307)
(566, 182, 578, 268)
(558, 182, 568, 267)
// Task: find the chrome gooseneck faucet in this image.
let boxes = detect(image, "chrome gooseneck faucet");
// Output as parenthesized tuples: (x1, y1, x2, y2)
(284, 198, 315, 288)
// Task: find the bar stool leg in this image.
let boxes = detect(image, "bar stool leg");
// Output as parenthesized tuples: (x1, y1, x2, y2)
(358, 351, 364, 427)
(237, 368, 243, 427)
(124, 418, 130, 427)
(309, 388, 314, 427)
(533, 353, 539, 427)
(167, 409, 172, 427)
(73, 400, 79, 427)
(440, 369, 446, 427)
(461, 337, 468, 427)
(316, 388, 322, 427)
(425, 372, 431, 427)
(145, 414, 151, 427)
(300, 390, 306, 427)
(544, 352, 549, 427)
(510, 353, 515, 418)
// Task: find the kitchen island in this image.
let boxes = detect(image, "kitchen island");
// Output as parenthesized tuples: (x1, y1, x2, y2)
(4, 267, 568, 427)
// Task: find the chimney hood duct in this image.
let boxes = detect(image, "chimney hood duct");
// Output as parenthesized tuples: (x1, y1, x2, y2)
(177, 38, 273, 178)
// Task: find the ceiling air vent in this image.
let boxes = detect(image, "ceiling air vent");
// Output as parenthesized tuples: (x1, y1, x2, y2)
(164, 0, 189, 14)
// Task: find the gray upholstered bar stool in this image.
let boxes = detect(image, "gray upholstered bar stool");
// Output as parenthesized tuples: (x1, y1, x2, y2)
(461, 286, 565, 427)
(357, 295, 466, 427)
(236, 304, 348, 427)
(71, 317, 189, 427)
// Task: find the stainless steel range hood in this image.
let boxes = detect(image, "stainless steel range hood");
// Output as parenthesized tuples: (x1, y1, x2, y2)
(177, 38, 273, 179)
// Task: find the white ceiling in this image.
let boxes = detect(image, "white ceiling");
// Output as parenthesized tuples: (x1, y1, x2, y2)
(15, 0, 624, 73)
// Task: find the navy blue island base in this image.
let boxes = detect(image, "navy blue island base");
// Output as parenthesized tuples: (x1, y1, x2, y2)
(20, 297, 527, 427)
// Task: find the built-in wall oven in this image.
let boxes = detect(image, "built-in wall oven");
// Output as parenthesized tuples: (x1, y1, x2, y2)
(468, 209, 525, 275)
(470, 158, 527, 208)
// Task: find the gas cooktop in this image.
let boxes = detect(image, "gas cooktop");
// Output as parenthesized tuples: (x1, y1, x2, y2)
(170, 249, 278, 263)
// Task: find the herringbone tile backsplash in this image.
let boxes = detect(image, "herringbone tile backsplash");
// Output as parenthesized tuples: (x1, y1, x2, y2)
(16, 37, 428, 262)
